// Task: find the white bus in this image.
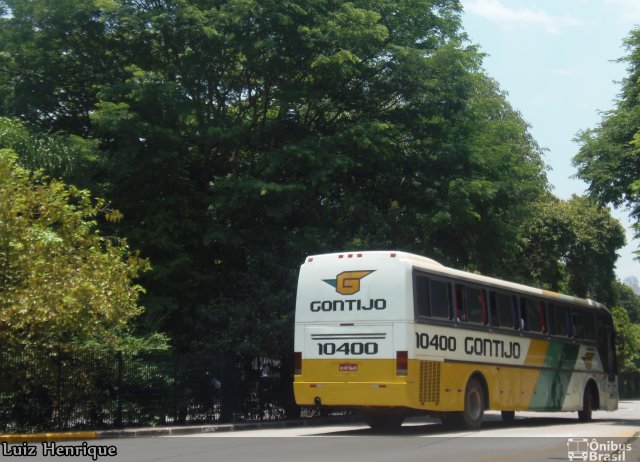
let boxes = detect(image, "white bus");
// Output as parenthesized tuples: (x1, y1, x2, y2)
(293, 251, 618, 430)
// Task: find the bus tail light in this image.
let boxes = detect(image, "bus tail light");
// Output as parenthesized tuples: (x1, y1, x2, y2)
(294, 352, 302, 375)
(396, 351, 408, 376)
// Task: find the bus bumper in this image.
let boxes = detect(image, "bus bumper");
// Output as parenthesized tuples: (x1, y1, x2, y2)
(294, 381, 411, 408)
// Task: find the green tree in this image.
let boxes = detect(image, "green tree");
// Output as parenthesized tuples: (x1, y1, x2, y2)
(0, 0, 125, 134)
(612, 306, 640, 375)
(0, 0, 549, 355)
(515, 195, 625, 305)
(573, 28, 640, 252)
(615, 280, 640, 323)
(0, 117, 97, 187)
(0, 149, 149, 352)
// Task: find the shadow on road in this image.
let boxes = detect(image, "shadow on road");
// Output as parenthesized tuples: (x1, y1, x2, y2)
(305, 413, 636, 437)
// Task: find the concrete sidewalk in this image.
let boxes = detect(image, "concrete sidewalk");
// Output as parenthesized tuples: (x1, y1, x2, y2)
(0, 415, 359, 442)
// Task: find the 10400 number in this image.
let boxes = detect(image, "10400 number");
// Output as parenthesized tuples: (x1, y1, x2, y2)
(317, 342, 378, 356)
(415, 333, 457, 351)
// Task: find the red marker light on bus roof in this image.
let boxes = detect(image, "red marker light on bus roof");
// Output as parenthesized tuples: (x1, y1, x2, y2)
(390, 252, 397, 257)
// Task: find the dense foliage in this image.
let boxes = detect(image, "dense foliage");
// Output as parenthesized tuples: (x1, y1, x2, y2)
(515, 195, 625, 305)
(572, 27, 640, 379)
(574, 28, 640, 252)
(0, 0, 627, 363)
(0, 149, 148, 351)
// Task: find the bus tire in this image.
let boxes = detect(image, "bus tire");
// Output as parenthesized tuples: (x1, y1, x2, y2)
(364, 412, 404, 431)
(461, 377, 485, 429)
(578, 386, 594, 422)
(501, 410, 515, 423)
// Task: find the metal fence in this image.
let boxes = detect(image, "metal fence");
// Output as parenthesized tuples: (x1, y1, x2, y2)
(619, 373, 640, 400)
(0, 349, 298, 433)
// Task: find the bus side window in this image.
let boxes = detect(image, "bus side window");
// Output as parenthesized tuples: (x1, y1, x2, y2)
(583, 311, 596, 340)
(564, 307, 573, 337)
(519, 298, 528, 331)
(540, 301, 547, 334)
(413, 274, 452, 320)
(492, 292, 514, 329)
(481, 289, 488, 325)
(414, 275, 430, 317)
(521, 298, 542, 333)
(549, 303, 568, 336)
(429, 279, 452, 320)
(465, 286, 484, 324)
(572, 309, 596, 340)
(573, 309, 585, 339)
(512, 295, 520, 330)
(489, 291, 499, 326)
(455, 285, 466, 322)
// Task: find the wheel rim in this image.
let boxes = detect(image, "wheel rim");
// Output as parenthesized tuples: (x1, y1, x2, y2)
(468, 388, 482, 421)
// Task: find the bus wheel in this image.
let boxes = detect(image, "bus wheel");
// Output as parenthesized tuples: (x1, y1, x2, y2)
(461, 377, 485, 429)
(578, 386, 593, 422)
(501, 410, 515, 423)
(364, 412, 404, 431)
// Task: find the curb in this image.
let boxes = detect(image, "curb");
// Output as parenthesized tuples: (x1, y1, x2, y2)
(0, 432, 98, 443)
(0, 415, 360, 442)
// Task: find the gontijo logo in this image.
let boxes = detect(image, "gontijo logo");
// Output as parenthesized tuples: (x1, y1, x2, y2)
(323, 270, 375, 295)
(311, 270, 386, 312)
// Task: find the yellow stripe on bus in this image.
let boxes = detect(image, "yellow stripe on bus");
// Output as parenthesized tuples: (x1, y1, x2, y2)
(523, 338, 550, 368)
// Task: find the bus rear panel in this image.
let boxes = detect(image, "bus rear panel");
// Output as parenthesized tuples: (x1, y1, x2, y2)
(294, 251, 415, 408)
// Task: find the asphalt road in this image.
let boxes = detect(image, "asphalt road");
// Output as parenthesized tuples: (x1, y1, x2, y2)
(10, 401, 640, 462)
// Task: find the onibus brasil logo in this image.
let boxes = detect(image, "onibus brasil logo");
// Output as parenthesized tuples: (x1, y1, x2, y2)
(323, 270, 375, 295)
(567, 438, 632, 461)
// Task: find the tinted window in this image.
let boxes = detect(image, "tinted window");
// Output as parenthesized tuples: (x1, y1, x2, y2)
(414, 274, 451, 320)
(415, 275, 430, 317)
(465, 287, 484, 324)
(430, 279, 451, 319)
(572, 309, 596, 340)
(520, 298, 543, 333)
(583, 311, 596, 340)
(455, 285, 466, 322)
(549, 303, 569, 337)
(490, 291, 516, 329)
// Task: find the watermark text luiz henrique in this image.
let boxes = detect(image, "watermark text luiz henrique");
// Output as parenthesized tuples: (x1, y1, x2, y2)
(2, 441, 117, 460)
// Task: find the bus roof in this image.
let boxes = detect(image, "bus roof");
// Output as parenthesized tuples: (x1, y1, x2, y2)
(304, 250, 609, 313)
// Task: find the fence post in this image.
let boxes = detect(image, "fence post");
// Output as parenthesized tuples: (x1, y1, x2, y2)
(220, 354, 235, 423)
(55, 348, 62, 431)
(173, 354, 179, 424)
(116, 351, 123, 428)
